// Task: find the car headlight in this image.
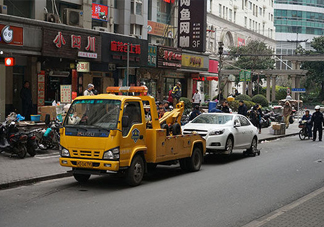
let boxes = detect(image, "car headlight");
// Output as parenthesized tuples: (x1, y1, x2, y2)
(209, 129, 225, 136)
(103, 147, 119, 160)
(61, 147, 70, 157)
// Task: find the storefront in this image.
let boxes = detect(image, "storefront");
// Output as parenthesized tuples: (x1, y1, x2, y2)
(179, 52, 209, 100)
(41, 27, 102, 106)
(0, 18, 42, 120)
(101, 33, 148, 88)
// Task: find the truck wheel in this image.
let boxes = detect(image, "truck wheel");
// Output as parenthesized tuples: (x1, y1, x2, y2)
(186, 147, 203, 172)
(73, 173, 90, 183)
(171, 123, 181, 135)
(161, 124, 170, 136)
(126, 155, 144, 186)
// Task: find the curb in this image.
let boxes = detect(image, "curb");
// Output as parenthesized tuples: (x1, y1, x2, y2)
(0, 172, 72, 190)
(258, 132, 299, 143)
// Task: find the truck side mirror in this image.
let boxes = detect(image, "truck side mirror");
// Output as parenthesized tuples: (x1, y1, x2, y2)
(122, 116, 129, 128)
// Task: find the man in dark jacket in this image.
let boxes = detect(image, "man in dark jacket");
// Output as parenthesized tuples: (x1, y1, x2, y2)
(221, 101, 230, 113)
(20, 81, 33, 120)
(189, 105, 201, 121)
(311, 105, 323, 141)
(238, 100, 247, 116)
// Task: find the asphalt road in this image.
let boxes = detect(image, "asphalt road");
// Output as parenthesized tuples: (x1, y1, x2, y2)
(1, 136, 324, 227)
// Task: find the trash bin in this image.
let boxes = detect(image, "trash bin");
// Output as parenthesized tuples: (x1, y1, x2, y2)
(208, 101, 217, 112)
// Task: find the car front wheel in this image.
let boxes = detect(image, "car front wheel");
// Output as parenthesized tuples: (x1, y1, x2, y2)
(225, 137, 233, 155)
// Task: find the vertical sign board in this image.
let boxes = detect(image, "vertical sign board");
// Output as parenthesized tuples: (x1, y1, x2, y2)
(37, 71, 45, 114)
(178, 0, 207, 52)
(239, 70, 251, 82)
(60, 85, 72, 103)
(148, 45, 157, 67)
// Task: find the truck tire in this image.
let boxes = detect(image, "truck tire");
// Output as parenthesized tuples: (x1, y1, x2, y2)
(186, 146, 203, 172)
(126, 155, 144, 186)
(179, 159, 188, 171)
(73, 173, 91, 183)
(171, 123, 181, 135)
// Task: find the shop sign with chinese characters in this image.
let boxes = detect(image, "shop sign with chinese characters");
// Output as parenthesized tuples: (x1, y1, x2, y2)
(182, 53, 208, 69)
(157, 46, 182, 69)
(77, 62, 90, 72)
(148, 45, 157, 67)
(37, 71, 45, 114)
(60, 85, 72, 103)
(42, 28, 101, 61)
(177, 0, 206, 52)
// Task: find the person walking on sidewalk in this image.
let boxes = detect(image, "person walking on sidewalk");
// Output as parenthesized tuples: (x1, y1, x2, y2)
(311, 105, 323, 141)
(192, 89, 201, 108)
(301, 110, 312, 139)
(283, 101, 292, 129)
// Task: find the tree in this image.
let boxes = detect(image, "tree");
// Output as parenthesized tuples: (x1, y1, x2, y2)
(229, 40, 275, 96)
(300, 36, 324, 101)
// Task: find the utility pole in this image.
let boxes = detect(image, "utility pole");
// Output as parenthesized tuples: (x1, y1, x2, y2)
(218, 41, 224, 98)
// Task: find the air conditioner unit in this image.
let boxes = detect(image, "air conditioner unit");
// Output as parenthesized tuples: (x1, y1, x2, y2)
(0, 5, 7, 14)
(63, 8, 83, 27)
(45, 13, 59, 23)
(93, 26, 109, 32)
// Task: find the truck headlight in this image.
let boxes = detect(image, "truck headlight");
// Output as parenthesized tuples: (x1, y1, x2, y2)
(209, 129, 225, 136)
(103, 147, 119, 160)
(61, 148, 70, 157)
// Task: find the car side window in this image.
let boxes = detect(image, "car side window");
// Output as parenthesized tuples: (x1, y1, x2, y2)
(239, 116, 250, 126)
(122, 102, 142, 136)
(234, 116, 240, 125)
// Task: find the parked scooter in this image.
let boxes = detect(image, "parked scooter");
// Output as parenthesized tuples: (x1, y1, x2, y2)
(261, 114, 271, 128)
(0, 121, 28, 158)
(38, 116, 61, 150)
(22, 129, 39, 157)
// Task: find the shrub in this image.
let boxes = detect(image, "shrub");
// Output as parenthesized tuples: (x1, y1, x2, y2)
(229, 100, 255, 112)
(252, 94, 269, 107)
(235, 94, 252, 102)
(179, 97, 192, 110)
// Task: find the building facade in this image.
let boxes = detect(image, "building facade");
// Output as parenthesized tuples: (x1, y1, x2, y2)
(205, 0, 276, 99)
(274, 0, 324, 69)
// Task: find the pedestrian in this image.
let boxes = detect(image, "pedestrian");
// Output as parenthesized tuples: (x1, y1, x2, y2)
(250, 104, 262, 134)
(167, 88, 173, 104)
(84, 83, 94, 96)
(20, 81, 33, 121)
(189, 105, 201, 121)
(192, 89, 201, 108)
(233, 89, 240, 97)
(171, 81, 182, 107)
(283, 101, 292, 129)
(238, 100, 247, 116)
(221, 101, 230, 113)
(301, 109, 312, 139)
(216, 90, 224, 101)
(311, 105, 323, 141)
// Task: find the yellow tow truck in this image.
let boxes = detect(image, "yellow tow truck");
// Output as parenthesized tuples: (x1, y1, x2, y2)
(59, 86, 205, 186)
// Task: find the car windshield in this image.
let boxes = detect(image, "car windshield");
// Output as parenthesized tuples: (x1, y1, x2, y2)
(191, 114, 233, 124)
(64, 99, 121, 130)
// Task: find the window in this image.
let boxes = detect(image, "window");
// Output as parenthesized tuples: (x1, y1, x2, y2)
(131, 0, 142, 15)
(122, 102, 142, 136)
(219, 4, 222, 17)
(239, 116, 250, 126)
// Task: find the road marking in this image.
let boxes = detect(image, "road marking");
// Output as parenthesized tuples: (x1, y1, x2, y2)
(242, 186, 324, 227)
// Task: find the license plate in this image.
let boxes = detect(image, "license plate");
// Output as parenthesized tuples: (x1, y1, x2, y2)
(77, 161, 92, 168)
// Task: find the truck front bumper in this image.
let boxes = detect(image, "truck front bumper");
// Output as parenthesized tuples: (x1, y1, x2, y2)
(60, 157, 120, 172)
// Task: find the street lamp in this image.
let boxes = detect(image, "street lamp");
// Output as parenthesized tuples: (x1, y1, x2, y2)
(218, 41, 224, 98)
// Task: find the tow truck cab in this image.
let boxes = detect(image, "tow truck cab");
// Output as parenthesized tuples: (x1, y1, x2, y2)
(59, 86, 206, 186)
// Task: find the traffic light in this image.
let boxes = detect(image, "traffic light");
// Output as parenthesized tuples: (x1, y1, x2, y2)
(4, 57, 15, 66)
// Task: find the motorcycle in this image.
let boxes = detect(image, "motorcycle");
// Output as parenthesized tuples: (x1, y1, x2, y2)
(0, 121, 28, 158)
(298, 120, 309, 140)
(38, 119, 61, 150)
(261, 113, 271, 128)
(22, 129, 39, 157)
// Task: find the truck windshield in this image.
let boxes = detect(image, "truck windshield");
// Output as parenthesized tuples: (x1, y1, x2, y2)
(64, 99, 121, 130)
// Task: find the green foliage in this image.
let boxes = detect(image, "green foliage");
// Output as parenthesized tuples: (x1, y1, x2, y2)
(276, 86, 289, 101)
(252, 94, 269, 107)
(229, 100, 255, 112)
(235, 94, 252, 102)
(229, 40, 275, 83)
(179, 97, 192, 111)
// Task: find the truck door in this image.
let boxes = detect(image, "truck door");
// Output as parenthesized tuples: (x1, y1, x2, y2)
(120, 101, 146, 165)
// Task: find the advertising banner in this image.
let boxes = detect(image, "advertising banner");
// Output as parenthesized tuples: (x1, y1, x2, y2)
(92, 3, 108, 21)
(60, 85, 72, 103)
(178, 0, 206, 52)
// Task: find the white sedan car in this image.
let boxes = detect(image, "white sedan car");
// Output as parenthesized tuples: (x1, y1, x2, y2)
(182, 113, 258, 155)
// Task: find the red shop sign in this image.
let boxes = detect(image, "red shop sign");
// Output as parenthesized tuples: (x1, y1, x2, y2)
(0, 24, 23, 46)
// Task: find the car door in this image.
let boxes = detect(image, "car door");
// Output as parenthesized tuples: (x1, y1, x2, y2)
(233, 116, 245, 148)
(239, 115, 254, 148)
